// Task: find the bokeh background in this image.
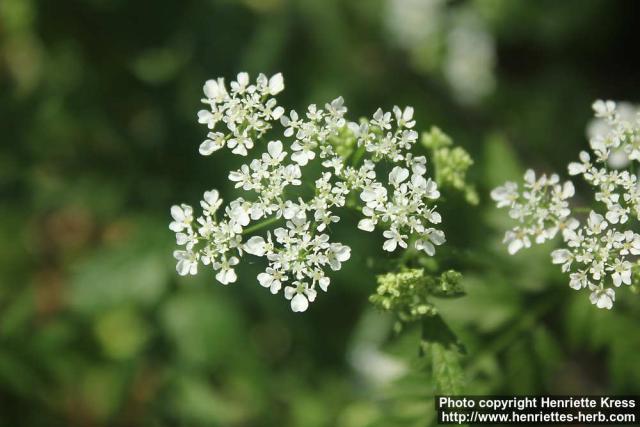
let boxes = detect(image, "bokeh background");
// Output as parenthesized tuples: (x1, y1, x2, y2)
(2, 0, 640, 426)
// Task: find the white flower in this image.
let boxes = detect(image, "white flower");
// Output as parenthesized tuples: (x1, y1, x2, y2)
(197, 110, 216, 129)
(383, 228, 408, 252)
(281, 110, 301, 137)
(228, 135, 254, 156)
(605, 204, 628, 224)
(569, 271, 589, 290)
(618, 230, 640, 255)
(424, 179, 440, 199)
(195, 72, 287, 157)
(201, 190, 222, 215)
(360, 184, 386, 204)
(291, 140, 316, 165)
(199, 132, 225, 155)
(264, 99, 284, 121)
(285, 283, 317, 312)
(203, 77, 227, 101)
(228, 165, 252, 190)
(258, 268, 286, 294)
(592, 100, 616, 118)
(551, 249, 572, 272)
(231, 72, 250, 93)
(280, 164, 301, 186)
(503, 229, 530, 255)
(550, 248, 570, 263)
(244, 236, 266, 256)
(415, 229, 445, 256)
(568, 162, 586, 175)
(415, 238, 434, 256)
(561, 181, 575, 198)
(490, 182, 518, 208)
(263, 140, 286, 165)
(393, 106, 415, 128)
(227, 200, 252, 230)
(389, 166, 410, 186)
(587, 211, 607, 234)
(326, 96, 347, 121)
(358, 218, 376, 232)
(328, 244, 351, 270)
(427, 209, 442, 224)
(589, 287, 615, 309)
(317, 275, 330, 292)
(291, 294, 309, 312)
(610, 259, 632, 287)
(170, 204, 193, 232)
(268, 72, 284, 95)
(174, 250, 198, 276)
(214, 256, 239, 285)
(568, 151, 591, 175)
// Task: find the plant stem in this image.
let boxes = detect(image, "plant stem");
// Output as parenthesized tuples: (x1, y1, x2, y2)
(466, 297, 556, 377)
(572, 207, 591, 213)
(351, 146, 366, 167)
(242, 216, 281, 235)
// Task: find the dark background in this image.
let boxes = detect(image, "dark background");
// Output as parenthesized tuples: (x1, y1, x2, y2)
(1, 0, 640, 426)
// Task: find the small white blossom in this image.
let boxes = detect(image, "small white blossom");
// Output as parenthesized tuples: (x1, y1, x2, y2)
(328, 244, 351, 270)
(170, 204, 193, 233)
(258, 267, 287, 294)
(214, 256, 239, 285)
(414, 228, 445, 256)
(199, 132, 226, 155)
(244, 235, 266, 256)
(201, 190, 222, 215)
(174, 250, 198, 276)
(383, 228, 408, 252)
(490, 181, 518, 208)
(268, 73, 284, 95)
(589, 286, 615, 310)
(285, 283, 317, 312)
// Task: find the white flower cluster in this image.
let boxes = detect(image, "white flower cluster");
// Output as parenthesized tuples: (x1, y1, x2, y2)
(491, 170, 575, 255)
(586, 101, 640, 169)
(492, 100, 640, 310)
(197, 72, 284, 156)
(170, 72, 446, 312)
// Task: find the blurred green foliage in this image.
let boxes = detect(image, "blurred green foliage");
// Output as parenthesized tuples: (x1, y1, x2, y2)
(2, 0, 640, 426)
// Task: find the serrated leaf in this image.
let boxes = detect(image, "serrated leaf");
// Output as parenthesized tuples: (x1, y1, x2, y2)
(426, 342, 465, 395)
(420, 315, 466, 395)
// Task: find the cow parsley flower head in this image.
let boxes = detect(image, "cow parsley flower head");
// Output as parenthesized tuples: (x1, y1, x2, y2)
(171, 72, 448, 312)
(492, 100, 640, 310)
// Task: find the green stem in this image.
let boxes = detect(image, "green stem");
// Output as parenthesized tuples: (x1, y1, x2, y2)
(351, 146, 366, 167)
(572, 207, 591, 214)
(242, 216, 281, 235)
(466, 297, 556, 377)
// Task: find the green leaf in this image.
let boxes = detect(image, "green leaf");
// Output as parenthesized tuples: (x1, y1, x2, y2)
(169, 374, 249, 425)
(483, 133, 523, 188)
(427, 342, 465, 395)
(160, 289, 243, 367)
(93, 306, 149, 360)
(69, 221, 172, 314)
(420, 315, 466, 395)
